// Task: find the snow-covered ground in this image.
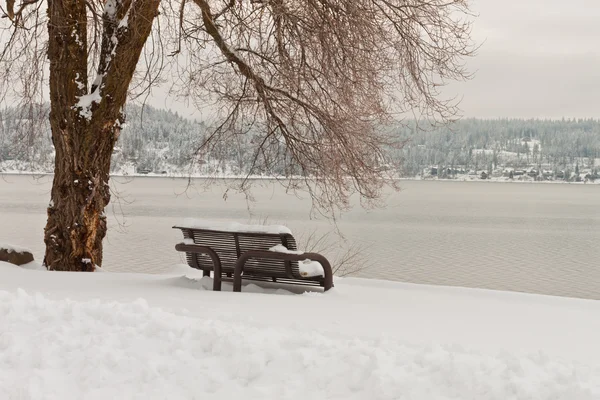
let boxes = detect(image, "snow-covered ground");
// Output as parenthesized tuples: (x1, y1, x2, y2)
(1, 260, 599, 399)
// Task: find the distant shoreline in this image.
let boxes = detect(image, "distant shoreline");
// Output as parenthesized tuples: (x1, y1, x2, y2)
(1, 171, 597, 185)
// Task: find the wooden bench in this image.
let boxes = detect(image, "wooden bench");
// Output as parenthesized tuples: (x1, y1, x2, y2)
(173, 222, 334, 292)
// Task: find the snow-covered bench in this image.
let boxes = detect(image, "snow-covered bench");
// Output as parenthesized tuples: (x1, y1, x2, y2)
(173, 220, 334, 292)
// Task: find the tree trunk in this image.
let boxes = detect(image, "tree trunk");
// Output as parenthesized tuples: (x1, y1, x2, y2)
(43, 0, 160, 271)
(44, 130, 115, 271)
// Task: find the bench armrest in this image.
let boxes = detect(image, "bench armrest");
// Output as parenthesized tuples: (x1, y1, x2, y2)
(175, 243, 223, 291)
(233, 250, 334, 292)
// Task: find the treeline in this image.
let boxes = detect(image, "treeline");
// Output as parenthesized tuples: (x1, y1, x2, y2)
(110, 105, 207, 172)
(394, 119, 600, 177)
(0, 103, 53, 169)
(2, 104, 600, 178)
(0, 104, 208, 173)
(0, 103, 298, 176)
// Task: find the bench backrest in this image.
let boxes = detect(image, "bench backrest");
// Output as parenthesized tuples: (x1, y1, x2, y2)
(174, 226, 304, 279)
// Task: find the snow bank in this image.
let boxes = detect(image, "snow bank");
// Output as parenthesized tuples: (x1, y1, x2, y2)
(19, 261, 46, 271)
(177, 219, 292, 235)
(1, 262, 600, 399)
(165, 263, 203, 275)
(1, 288, 598, 400)
(0, 260, 45, 271)
(173, 275, 296, 296)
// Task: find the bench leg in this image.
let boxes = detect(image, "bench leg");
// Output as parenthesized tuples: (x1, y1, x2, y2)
(311, 254, 333, 291)
(213, 264, 222, 292)
(233, 255, 249, 292)
(323, 260, 334, 291)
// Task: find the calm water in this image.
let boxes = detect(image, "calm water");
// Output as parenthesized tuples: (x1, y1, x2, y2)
(1, 175, 599, 299)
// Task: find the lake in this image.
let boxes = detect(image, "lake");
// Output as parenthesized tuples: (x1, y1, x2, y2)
(1, 175, 599, 299)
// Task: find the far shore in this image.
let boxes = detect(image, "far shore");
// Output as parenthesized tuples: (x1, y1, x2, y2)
(1, 170, 598, 185)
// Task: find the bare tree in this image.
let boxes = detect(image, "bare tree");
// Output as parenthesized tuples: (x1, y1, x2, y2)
(296, 229, 371, 277)
(0, 0, 474, 271)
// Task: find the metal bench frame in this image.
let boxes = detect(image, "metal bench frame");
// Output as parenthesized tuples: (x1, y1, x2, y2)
(174, 226, 334, 292)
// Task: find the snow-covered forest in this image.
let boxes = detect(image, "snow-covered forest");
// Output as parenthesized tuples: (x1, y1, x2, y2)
(396, 119, 600, 181)
(2, 104, 599, 181)
(0, 104, 208, 175)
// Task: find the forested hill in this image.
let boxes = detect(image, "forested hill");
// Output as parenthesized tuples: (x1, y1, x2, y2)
(1, 104, 599, 180)
(0, 104, 208, 175)
(394, 119, 600, 179)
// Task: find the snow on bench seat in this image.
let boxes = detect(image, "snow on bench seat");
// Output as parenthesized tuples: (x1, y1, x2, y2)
(269, 245, 325, 277)
(178, 219, 292, 235)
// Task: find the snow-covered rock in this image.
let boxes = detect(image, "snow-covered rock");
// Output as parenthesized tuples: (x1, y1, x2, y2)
(0, 243, 34, 266)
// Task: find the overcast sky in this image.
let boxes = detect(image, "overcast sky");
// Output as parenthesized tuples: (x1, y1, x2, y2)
(152, 0, 600, 120)
(445, 0, 600, 118)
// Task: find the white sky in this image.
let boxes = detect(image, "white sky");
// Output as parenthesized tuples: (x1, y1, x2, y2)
(151, 0, 600, 120)
(444, 0, 600, 118)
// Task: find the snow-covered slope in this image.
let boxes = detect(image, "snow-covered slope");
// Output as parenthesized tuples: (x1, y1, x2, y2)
(1, 262, 599, 399)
